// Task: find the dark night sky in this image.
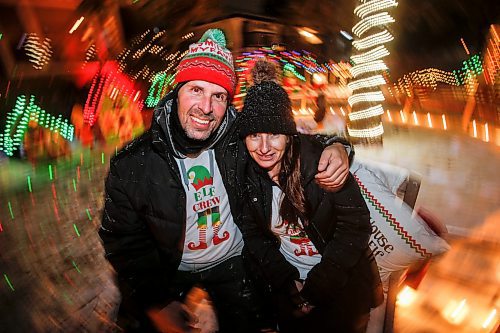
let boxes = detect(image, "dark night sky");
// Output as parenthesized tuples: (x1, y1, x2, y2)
(388, 0, 499, 76)
(263, 0, 499, 77)
(210, 0, 498, 77)
(110, 0, 500, 78)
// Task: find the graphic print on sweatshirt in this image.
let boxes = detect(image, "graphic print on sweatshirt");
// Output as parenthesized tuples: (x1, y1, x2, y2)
(271, 186, 321, 279)
(176, 150, 243, 271)
(186, 164, 229, 250)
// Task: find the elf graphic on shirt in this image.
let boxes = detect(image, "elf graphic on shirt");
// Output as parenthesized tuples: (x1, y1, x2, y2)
(284, 220, 319, 256)
(186, 165, 229, 250)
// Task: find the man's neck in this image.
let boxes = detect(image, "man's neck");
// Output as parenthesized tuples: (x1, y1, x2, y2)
(185, 149, 209, 159)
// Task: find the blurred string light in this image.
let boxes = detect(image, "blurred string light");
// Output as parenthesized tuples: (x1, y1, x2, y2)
(412, 111, 419, 125)
(23, 33, 53, 70)
(234, 47, 352, 101)
(348, 91, 385, 106)
(354, 0, 397, 18)
(348, 0, 398, 143)
(442, 299, 469, 325)
(83, 62, 144, 126)
(442, 114, 447, 130)
(349, 105, 384, 121)
(346, 123, 384, 138)
(351, 45, 390, 64)
(3, 273, 14, 291)
(350, 60, 388, 77)
(353, 30, 393, 50)
(340, 30, 353, 41)
(399, 110, 406, 123)
(482, 308, 497, 330)
(483, 25, 499, 85)
(454, 54, 483, 95)
(69, 16, 85, 34)
(0, 95, 74, 157)
(117, 29, 193, 84)
(84, 44, 97, 66)
(181, 32, 194, 40)
(352, 12, 395, 38)
(395, 54, 483, 97)
(283, 63, 306, 81)
(460, 37, 470, 55)
(348, 74, 386, 90)
(386, 109, 392, 122)
(145, 72, 175, 107)
(394, 68, 458, 96)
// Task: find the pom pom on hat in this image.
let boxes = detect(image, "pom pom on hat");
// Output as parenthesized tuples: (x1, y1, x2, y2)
(240, 60, 297, 138)
(198, 29, 227, 47)
(251, 60, 281, 85)
(175, 29, 236, 98)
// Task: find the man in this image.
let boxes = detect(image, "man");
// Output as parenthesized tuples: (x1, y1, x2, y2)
(99, 29, 351, 333)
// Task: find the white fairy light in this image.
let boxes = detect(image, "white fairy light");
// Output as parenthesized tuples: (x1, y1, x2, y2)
(353, 29, 394, 50)
(351, 45, 390, 64)
(347, 123, 384, 137)
(24, 33, 53, 70)
(354, 0, 398, 19)
(348, 91, 385, 106)
(348, 75, 386, 91)
(350, 60, 388, 77)
(352, 12, 395, 38)
(348, 105, 385, 121)
(348, 0, 398, 140)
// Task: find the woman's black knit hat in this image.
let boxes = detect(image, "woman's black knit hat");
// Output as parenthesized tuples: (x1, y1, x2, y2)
(239, 61, 298, 138)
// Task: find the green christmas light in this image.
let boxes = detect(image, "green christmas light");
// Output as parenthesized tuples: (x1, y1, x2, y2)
(145, 72, 174, 107)
(3, 273, 15, 291)
(283, 63, 306, 81)
(73, 223, 80, 237)
(8, 201, 14, 219)
(72, 260, 81, 273)
(27, 176, 32, 192)
(0, 95, 75, 156)
(86, 208, 92, 221)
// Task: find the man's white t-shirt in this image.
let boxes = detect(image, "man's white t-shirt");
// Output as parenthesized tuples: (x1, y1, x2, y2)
(271, 186, 322, 280)
(176, 149, 243, 271)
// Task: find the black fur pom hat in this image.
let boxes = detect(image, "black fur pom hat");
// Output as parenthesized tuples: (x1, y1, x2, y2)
(239, 60, 297, 138)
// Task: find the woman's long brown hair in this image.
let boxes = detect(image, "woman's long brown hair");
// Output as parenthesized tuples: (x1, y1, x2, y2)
(277, 136, 307, 230)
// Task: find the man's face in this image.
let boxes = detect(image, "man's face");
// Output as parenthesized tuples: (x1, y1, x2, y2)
(177, 80, 228, 141)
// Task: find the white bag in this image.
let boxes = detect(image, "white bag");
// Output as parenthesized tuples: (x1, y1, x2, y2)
(350, 160, 450, 283)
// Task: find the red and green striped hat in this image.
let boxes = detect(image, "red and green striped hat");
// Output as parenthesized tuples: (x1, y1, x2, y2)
(175, 29, 236, 98)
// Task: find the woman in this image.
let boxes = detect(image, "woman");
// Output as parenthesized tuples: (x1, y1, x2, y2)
(236, 62, 383, 333)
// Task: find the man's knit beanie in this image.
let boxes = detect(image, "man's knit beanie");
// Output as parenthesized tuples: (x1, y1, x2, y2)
(175, 29, 236, 98)
(240, 60, 297, 138)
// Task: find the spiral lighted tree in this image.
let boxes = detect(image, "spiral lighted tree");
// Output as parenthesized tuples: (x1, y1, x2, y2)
(347, 0, 398, 144)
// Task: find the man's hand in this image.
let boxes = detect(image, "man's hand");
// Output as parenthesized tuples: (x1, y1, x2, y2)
(148, 301, 198, 333)
(315, 142, 349, 191)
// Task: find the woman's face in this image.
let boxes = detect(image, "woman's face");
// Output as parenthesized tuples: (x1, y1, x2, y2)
(245, 133, 288, 178)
